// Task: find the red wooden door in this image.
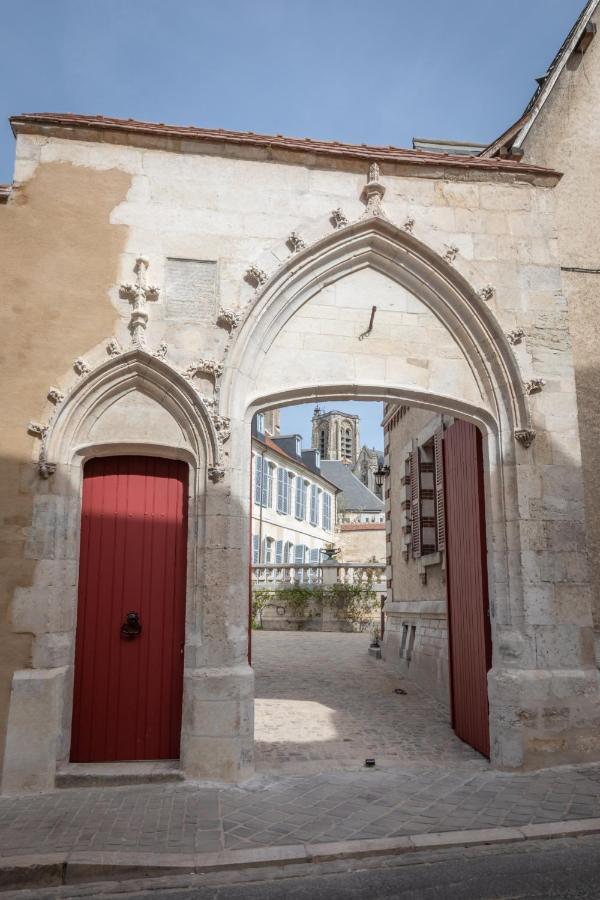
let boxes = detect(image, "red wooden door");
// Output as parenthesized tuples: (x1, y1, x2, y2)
(443, 420, 492, 758)
(71, 456, 188, 762)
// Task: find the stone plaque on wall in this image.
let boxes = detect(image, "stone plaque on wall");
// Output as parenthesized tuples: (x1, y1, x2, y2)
(164, 258, 217, 322)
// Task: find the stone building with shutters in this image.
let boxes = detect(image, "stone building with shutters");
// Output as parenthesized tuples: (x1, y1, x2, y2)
(2, 1, 600, 791)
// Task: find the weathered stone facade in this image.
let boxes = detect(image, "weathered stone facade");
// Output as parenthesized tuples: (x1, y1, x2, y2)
(0, 105, 599, 792)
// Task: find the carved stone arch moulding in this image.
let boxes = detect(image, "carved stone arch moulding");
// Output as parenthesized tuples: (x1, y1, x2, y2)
(222, 215, 532, 448)
(39, 349, 222, 479)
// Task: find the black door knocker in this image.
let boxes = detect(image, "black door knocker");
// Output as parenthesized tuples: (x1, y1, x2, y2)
(121, 611, 142, 639)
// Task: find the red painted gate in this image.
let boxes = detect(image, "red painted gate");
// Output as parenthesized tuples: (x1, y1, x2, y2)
(71, 456, 188, 762)
(443, 420, 492, 758)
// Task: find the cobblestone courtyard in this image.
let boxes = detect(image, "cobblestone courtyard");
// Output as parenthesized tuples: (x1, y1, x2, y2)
(253, 631, 483, 772)
(2, 631, 600, 860)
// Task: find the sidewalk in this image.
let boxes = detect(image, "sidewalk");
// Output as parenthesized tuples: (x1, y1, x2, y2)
(2, 761, 600, 860)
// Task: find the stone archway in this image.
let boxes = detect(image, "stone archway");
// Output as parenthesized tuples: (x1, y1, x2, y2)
(219, 216, 599, 773)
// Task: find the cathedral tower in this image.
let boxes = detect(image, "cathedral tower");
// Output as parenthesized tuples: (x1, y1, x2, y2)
(311, 406, 360, 464)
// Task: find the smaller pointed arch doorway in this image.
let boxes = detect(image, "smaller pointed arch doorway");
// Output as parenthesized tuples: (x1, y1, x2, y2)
(70, 455, 188, 763)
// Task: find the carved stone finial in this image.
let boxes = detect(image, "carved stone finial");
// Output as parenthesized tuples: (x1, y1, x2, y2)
(368, 162, 381, 184)
(525, 377, 546, 395)
(361, 162, 386, 219)
(515, 428, 536, 448)
(444, 245, 459, 263)
(245, 265, 268, 288)
(73, 357, 90, 376)
(478, 284, 495, 301)
(28, 422, 48, 438)
(153, 341, 168, 360)
(330, 208, 349, 229)
(507, 328, 525, 346)
(106, 338, 122, 358)
(287, 232, 306, 253)
(47, 388, 64, 405)
(183, 359, 224, 381)
(403, 217, 415, 233)
(208, 465, 226, 483)
(217, 308, 241, 331)
(120, 256, 160, 348)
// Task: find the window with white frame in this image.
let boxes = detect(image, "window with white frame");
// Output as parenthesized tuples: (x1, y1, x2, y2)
(284, 541, 294, 563)
(256, 413, 265, 434)
(275, 539, 284, 565)
(295, 478, 308, 520)
(252, 534, 260, 564)
(262, 461, 273, 508)
(254, 455, 263, 505)
(276, 468, 287, 513)
(322, 493, 332, 531)
(264, 536, 274, 563)
(309, 483, 319, 525)
(295, 436, 302, 456)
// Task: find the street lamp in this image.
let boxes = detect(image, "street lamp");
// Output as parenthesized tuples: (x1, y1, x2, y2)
(374, 464, 390, 490)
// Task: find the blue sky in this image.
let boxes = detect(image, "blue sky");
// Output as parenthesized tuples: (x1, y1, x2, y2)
(2, 0, 585, 446)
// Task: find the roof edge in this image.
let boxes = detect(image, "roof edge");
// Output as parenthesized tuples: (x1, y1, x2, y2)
(9, 112, 561, 181)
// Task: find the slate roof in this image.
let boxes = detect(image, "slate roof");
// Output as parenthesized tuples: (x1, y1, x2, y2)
(320, 461, 384, 513)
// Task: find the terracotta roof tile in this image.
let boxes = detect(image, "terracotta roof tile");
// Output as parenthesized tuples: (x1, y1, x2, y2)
(10, 112, 560, 178)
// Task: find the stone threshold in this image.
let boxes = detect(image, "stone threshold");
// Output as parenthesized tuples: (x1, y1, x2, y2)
(2, 818, 600, 892)
(55, 759, 184, 789)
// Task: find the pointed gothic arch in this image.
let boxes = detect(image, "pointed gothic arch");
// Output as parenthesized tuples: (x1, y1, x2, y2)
(44, 349, 220, 469)
(221, 216, 530, 444)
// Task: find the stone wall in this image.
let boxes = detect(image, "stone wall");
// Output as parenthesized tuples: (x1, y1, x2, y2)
(520, 7, 600, 642)
(336, 524, 386, 564)
(0, 113, 598, 789)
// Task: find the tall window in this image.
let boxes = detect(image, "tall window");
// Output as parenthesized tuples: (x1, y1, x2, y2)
(295, 479, 307, 520)
(254, 456, 272, 507)
(322, 493, 332, 531)
(264, 537, 274, 563)
(342, 427, 353, 460)
(262, 462, 273, 507)
(319, 429, 327, 456)
(252, 534, 260, 564)
(285, 541, 294, 563)
(276, 469, 294, 514)
(254, 455, 263, 505)
(309, 483, 319, 525)
(275, 539, 284, 565)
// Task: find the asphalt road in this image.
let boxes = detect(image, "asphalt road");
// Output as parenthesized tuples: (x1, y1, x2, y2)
(13, 835, 600, 900)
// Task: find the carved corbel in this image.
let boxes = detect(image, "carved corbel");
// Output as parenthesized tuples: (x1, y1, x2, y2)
(28, 421, 48, 438)
(183, 359, 224, 380)
(525, 378, 545, 395)
(73, 357, 91, 376)
(38, 449, 56, 479)
(208, 465, 226, 483)
(245, 265, 268, 288)
(515, 428, 536, 448)
(217, 308, 241, 331)
(478, 284, 495, 301)
(106, 338, 122, 357)
(287, 231, 306, 253)
(507, 328, 525, 346)
(47, 388, 64, 404)
(330, 208, 349, 229)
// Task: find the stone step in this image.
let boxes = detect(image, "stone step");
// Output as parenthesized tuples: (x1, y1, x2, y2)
(56, 760, 184, 789)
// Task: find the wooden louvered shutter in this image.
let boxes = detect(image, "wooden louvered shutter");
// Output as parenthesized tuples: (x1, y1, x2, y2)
(434, 428, 446, 552)
(410, 447, 422, 558)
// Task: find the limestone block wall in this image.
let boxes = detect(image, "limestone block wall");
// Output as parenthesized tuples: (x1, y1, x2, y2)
(336, 524, 386, 564)
(0, 114, 598, 788)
